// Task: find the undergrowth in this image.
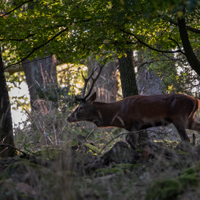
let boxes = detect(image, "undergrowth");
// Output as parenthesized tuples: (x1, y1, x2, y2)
(5, 99, 200, 200)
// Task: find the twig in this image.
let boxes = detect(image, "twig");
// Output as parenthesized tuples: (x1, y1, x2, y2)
(99, 132, 128, 154)
(0, 143, 28, 156)
(193, 133, 196, 146)
(86, 128, 95, 139)
(0, 147, 8, 154)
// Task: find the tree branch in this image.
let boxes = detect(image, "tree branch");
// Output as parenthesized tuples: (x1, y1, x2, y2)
(178, 17, 200, 76)
(0, 23, 66, 42)
(119, 28, 185, 55)
(0, 0, 33, 17)
(169, 19, 200, 34)
(0, 34, 35, 42)
(0, 143, 27, 156)
(4, 27, 68, 70)
(137, 57, 184, 71)
(168, 37, 182, 50)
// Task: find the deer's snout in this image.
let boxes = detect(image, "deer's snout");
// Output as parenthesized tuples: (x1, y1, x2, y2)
(67, 115, 73, 122)
(67, 116, 71, 122)
(67, 113, 77, 122)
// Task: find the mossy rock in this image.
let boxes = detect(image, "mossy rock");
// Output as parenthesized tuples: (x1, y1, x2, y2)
(146, 162, 200, 200)
(153, 140, 178, 147)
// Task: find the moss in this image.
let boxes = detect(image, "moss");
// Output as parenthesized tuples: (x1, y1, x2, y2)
(94, 164, 143, 177)
(0, 159, 51, 180)
(145, 179, 182, 200)
(178, 163, 200, 187)
(10, 159, 41, 169)
(146, 163, 200, 200)
(176, 150, 189, 155)
(96, 167, 124, 176)
(112, 163, 142, 170)
(84, 143, 101, 154)
(180, 162, 200, 175)
(34, 148, 62, 160)
(178, 173, 199, 187)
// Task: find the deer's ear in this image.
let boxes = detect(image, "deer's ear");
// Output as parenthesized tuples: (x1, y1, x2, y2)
(87, 92, 96, 103)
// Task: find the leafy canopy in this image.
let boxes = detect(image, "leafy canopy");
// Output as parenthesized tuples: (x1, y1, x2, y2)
(0, 0, 200, 66)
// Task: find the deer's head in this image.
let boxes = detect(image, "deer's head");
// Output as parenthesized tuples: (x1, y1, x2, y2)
(67, 64, 104, 124)
(67, 92, 98, 122)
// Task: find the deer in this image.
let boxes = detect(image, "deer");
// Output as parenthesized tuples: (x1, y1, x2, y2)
(67, 65, 200, 149)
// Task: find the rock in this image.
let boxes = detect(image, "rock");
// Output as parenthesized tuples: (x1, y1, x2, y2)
(101, 141, 138, 165)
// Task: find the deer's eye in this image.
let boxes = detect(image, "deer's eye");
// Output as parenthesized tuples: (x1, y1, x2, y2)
(79, 106, 83, 111)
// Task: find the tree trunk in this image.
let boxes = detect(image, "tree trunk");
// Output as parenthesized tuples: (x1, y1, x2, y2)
(178, 16, 200, 76)
(0, 49, 16, 157)
(22, 55, 57, 113)
(137, 49, 164, 95)
(117, 49, 148, 149)
(118, 49, 138, 98)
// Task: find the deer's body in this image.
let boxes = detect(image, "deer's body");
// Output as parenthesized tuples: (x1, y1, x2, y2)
(67, 93, 200, 142)
(67, 64, 200, 143)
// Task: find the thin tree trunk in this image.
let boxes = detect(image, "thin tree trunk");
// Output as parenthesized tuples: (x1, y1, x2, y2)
(137, 48, 164, 95)
(87, 59, 118, 103)
(0, 49, 16, 157)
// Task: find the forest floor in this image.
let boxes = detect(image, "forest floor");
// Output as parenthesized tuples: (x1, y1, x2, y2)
(1, 132, 200, 200)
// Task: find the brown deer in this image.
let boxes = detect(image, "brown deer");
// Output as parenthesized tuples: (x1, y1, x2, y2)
(67, 65, 200, 148)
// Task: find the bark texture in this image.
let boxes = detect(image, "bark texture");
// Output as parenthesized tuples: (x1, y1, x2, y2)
(0, 50, 16, 157)
(118, 49, 138, 98)
(22, 55, 57, 113)
(178, 17, 200, 76)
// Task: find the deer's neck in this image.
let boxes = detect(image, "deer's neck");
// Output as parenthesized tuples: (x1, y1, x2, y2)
(93, 102, 125, 128)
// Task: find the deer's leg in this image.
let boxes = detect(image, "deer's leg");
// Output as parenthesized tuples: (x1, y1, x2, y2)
(173, 120, 190, 142)
(188, 119, 200, 131)
(126, 132, 138, 150)
(126, 122, 143, 150)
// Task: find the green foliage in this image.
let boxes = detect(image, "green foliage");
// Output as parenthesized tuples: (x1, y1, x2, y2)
(1, 0, 200, 98)
(145, 179, 182, 200)
(96, 167, 124, 176)
(1, 0, 200, 66)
